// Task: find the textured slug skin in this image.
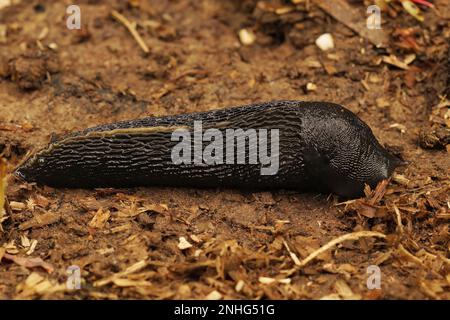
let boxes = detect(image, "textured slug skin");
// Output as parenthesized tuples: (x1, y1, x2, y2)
(16, 100, 401, 198)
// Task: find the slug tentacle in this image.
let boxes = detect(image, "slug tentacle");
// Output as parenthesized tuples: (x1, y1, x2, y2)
(16, 100, 402, 198)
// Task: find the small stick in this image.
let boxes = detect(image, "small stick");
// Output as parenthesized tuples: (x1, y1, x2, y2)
(298, 231, 386, 268)
(282, 239, 301, 266)
(393, 204, 404, 234)
(111, 10, 149, 54)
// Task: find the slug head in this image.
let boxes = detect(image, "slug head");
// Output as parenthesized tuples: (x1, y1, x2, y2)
(14, 146, 67, 186)
(327, 139, 403, 198)
(15, 152, 45, 183)
(303, 104, 404, 198)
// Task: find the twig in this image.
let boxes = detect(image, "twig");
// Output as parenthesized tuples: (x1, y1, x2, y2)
(281, 230, 386, 276)
(298, 231, 386, 267)
(393, 204, 404, 234)
(94, 259, 147, 287)
(111, 10, 149, 54)
(282, 239, 301, 266)
(397, 244, 424, 266)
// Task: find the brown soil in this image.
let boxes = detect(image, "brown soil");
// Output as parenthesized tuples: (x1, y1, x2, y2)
(0, 0, 449, 299)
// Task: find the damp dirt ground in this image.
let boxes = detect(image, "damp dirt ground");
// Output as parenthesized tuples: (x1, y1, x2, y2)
(0, 0, 449, 299)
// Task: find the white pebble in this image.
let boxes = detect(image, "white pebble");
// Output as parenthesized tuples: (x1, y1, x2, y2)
(315, 33, 334, 51)
(238, 28, 256, 46)
(306, 82, 317, 91)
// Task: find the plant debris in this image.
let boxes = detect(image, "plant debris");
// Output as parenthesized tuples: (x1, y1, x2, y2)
(0, 0, 448, 300)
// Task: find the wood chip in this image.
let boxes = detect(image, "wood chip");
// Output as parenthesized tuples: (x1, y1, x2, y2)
(19, 212, 60, 230)
(382, 55, 410, 70)
(9, 201, 26, 211)
(238, 28, 256, 46)
(278, 278, 291, 284)
(94, 259, 147, 287)
(88, 209, 110, 229)
(4, 240, 18, 254)
(16, 272, 65, 298)
(392, 173, 410, 186)
(205, 290, 223, 300)
(112, 278, 152, 287)
(334, 279, 361, 300)
(178, 236, 193, 250)
(190, 234, 202, 243)
(302, 57, 322, 68)
(20, 235, 31, 248)
(393, 205, 404, 234)
(259, 276, 276, 284)
(26, 240, 38, 255)
(111, 223, 131, 233)
(235, 280, 245, 292)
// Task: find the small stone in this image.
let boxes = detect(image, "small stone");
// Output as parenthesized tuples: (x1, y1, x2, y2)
(315, 33, 334, 51)
(48, 43, 58, 51)
(238, 28, 256, 46)
(306, 82, 317, 91)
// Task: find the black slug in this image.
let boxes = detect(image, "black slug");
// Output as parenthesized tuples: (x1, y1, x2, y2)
(16, 100, 402, 198)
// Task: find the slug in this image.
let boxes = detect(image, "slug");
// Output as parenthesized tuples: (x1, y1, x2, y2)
(15, 100, 402, 198)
